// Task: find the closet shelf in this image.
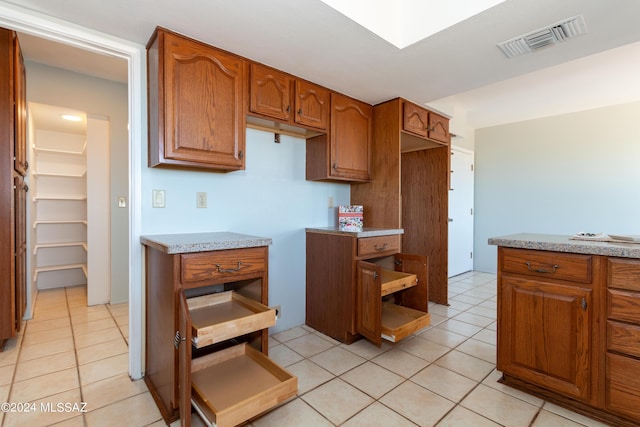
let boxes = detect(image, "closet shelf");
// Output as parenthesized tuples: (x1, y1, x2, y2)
(33, 146, 86, 156)
(34, 263, 87, 280)
(32, 171, 87, 178)
(33, 242, 87, 255)
(33, 220, 87, 228)
(33, 195, 87, 202)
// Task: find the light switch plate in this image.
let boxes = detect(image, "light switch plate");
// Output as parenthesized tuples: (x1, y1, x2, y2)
(197, 192, 207, 208)
(152, 190, 165, 208)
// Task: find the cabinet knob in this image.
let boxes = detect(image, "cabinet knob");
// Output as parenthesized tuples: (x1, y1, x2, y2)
(298, 108, 302, 115)
(581, 297, 588, 311)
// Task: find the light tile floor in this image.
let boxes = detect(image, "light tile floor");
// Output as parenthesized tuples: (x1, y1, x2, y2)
(0, 272, 611, 426)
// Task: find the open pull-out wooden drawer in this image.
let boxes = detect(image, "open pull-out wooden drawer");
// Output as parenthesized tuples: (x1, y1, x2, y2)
(187, 291, 276, 348)
(178, 291, 297, 427)
(356, 253, 430, 345)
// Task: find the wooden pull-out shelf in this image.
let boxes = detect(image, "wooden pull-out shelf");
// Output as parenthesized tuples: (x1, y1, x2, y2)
(381, 302, 431, 343)
(188, 291, 276, 348)
(380, 270, 417, 297)
(191, 343, 297, 427)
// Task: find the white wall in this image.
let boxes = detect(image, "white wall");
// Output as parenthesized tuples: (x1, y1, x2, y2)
(141, 128, 350, 332)
(474, 101, 640, 273)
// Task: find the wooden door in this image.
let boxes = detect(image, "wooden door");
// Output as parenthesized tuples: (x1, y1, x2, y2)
(330, 93, 372, 181)
(249, 63, 292, 121)
(13, 33, 27, 176)
(356, 260, 381, 345)
(294, 80, 329, 130)
(162, 31, 245, 169)
(178, 290, 192, 426)
(498, 276, 592, 400)
(448, 147, 474, 277)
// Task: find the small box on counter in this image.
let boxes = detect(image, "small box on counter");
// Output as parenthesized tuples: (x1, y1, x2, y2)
(338, 205, 363, 231)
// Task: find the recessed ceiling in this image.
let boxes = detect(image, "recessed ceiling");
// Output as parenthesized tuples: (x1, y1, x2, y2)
(319, 0, 507, 49)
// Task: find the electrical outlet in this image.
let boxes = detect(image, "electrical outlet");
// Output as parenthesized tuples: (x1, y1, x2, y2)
(328, 196, 334, 208)
(272, 305, 281, 319)
(196, 192, 207, 208)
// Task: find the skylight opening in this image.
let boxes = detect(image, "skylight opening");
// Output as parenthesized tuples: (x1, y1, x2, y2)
(320, 0, 507, 49)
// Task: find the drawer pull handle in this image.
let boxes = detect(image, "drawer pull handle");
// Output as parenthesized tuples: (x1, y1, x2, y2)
(525, 261, 558, 274)
(374, 243, 388, 251)
(581, 297, 587, 311)
(174, 330, 185, 349)
(216, 261, 243, 273)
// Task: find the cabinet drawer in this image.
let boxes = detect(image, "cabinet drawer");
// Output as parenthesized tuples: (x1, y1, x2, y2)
(606, 352, 640, 419)
(188, 291, 275, 348)
(191, 343, 297, 427)
(181, 247, 266, 284)
(608, 289, 640, 323)
(608, 258, 640, 291)
(501, 248, 592, 284)
(381, 302, 431, 343)
(358, 235, 400, 258)
(380, 270, 417, 297)
(608, 320, 640, 358)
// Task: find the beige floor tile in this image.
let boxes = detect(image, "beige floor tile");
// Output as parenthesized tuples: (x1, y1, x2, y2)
(269, 343, 304, 367)
(32, 305, 69, 322)
(272, 326, 309, 343)
(436, 319, 483, 337)
(341, 361, 404, 399)
(446, 300, 474, 311)
(419, 327, 468, 348)
(252, 398, 333, 427)
(113, 314, 129, 327)
(0, 363, 15, 386)
(72, 317, 118, 336)
(76, 338, 128, 366)
(284, 333, 335, 358)
(49, 414, 85, 426)
(436, 406, 501, 427)
(21, 325, 73, 346)
(0, 336, 21, 367)
(310, 346, 366, 375)
(19, 336, 75, 362)
(472, 328, 497, 346)
(411, 364, 477, 403)
(78, 353, 128, 386)
(372, 349, 430, 378)
(74, 327, 123, 349)
(481, 369, 544, 406)
(429, 304, 462, 318)
(84, 392, 162, 427)
(456, 338, 496, 364)
(466, 305, 497, 319)
(285, 359, 334, 395)
(342, 401, 416, 426)
(340, 338, 393, 359)
(81, 373, 148, 411)
(452, 311, 495, 328)
(107, 303, 128, 317)
(301, 378, 373, 425)
(10, 367, 79, 402)
(532, 410, 586, 426)
(460, 384, 540, 427)
(70, 308, 112, 325)
(0, 383, 9, 402)
(26, 316, 71, 333)
(380, 381, 455, 427)
(541, 403, 610, 427)
(398, 336, 451, 362)
(14, 350, 76, 382)
(435, 350, 494, 382)
(2, 388, 83, 427)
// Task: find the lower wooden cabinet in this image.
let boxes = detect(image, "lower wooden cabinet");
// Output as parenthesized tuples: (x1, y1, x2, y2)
(306, 229, 430, 345)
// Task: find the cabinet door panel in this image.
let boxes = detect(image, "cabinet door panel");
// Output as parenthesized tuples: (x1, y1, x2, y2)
(498, 276, 591, 399)
(330, 93, 372, 181)
(294, 80, 329, 130)
(356, 261, 381, 345)
(164, 32, 245, 169)
(395, 253, 429, 312)
(402, 102, 429, 137)
(427, 111, 449, 144)
(250, 63, 292, 121)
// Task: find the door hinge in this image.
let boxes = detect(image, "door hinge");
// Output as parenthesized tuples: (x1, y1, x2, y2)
(471, 164, 474, 171)
(470, 208, 473, 215)
(470, 252, 473, 259)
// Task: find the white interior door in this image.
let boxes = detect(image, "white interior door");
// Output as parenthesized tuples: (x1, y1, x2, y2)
(448, 146, 474, 277)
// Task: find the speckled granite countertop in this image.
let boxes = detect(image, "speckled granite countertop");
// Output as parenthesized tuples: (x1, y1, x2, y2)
(306, 227, 404, 238)
(140, 232, 272, 254)
(489, 233, 640, 259)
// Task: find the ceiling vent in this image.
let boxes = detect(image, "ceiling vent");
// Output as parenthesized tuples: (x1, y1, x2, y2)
(497, 15, 587, 58)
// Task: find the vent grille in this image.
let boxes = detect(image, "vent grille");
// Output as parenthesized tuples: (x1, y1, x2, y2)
(498, 15, 587, 58)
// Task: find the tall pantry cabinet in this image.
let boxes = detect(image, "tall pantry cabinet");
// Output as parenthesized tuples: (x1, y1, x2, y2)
(1, 27, 28, 348)
(351, 98, 450, 305)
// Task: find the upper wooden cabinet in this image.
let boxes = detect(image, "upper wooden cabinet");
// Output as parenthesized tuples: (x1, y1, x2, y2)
(402, 101, 449, 145)
(249, 63, 329, 131)
(306, 92, 372, 182)
(147, 27, 246, 171)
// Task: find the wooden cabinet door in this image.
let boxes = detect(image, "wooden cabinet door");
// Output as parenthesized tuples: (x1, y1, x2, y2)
(294, 80, 329, 130)
(498, 276, 592, 400)
(427, 111, 449, 144)
(14, 176, 26, 329)
(13, 34, 27, 176)
(402, 102, 429, 138)
(356, 260, 382, 345)
(159, 30, 246, 170)
(178, 290, 192, 427)
(330, 93, 372, 181)
(249, 63, 292, 122)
